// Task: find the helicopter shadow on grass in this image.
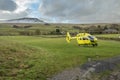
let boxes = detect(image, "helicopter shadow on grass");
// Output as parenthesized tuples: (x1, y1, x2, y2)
(77, 44, 98, 48)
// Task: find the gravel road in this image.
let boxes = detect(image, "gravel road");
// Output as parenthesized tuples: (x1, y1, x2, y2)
(48, 56, 120, 80)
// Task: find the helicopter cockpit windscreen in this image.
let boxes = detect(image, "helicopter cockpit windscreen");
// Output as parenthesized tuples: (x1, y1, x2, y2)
(88, 36, 94, 42)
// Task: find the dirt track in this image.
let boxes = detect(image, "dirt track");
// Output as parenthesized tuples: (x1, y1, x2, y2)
(48, 56, 120, 80)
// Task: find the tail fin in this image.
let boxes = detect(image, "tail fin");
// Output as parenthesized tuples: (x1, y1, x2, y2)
(66, 32, 71, 43)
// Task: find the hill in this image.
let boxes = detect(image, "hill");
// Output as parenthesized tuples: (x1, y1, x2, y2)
(3, 17, 44, 23)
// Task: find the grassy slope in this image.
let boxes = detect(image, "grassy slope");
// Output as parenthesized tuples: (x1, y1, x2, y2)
(0, 38, 47, 80)
(0, 36, 120, 80)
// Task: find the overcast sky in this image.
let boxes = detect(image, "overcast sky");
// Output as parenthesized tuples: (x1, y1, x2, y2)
(0, 0, 120, 23)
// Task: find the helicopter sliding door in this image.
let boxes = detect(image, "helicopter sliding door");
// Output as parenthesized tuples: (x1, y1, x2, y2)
(77, 37, 90, 45)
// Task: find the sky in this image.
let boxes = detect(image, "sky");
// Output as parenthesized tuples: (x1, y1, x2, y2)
(0, 0, 120, 23)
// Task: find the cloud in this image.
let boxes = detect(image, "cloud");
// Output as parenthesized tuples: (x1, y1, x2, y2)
(0, 0, 17, 11)
(0, 0, 39, 20)
(39, 0, 120, 23)
(1, 0, 120, 23)
(0, 9, 29, 20)
(14, 0, 39, 13)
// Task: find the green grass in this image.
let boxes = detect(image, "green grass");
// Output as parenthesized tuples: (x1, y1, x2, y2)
(0, 36, 120, 80)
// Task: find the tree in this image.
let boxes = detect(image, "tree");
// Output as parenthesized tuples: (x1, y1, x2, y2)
(56, 29, 60, 33)
(35, 29, 41, 35)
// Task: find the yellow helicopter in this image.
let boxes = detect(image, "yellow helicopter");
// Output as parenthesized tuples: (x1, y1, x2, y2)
(66, 32, 98, 46)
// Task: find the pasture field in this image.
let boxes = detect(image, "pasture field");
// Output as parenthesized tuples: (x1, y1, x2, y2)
(0, 23, 81, 35)
(1, 23, 119, 36)
(0, 36, 120, 80)
(95, 34, 120, 38)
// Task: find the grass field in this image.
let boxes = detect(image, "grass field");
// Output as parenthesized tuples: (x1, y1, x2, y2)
(0, 36, 120, 80)
(0, 23, 81, 35)
(95, 34, 120, 38)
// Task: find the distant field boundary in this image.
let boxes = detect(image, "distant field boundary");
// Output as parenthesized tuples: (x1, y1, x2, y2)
(39, 35, 65, 38)
(97, 37, 120, 41)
